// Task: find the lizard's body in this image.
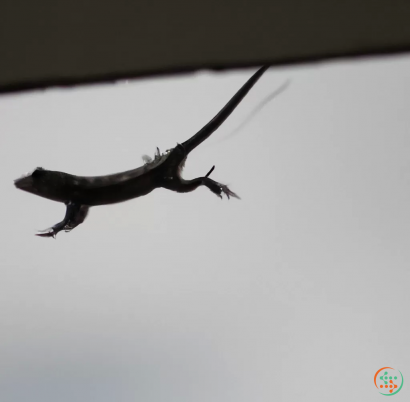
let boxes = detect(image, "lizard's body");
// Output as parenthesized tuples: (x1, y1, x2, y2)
(15, 66, 269, 237)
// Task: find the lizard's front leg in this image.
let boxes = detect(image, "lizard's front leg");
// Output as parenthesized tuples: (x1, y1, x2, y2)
(36, 202, 88, 238)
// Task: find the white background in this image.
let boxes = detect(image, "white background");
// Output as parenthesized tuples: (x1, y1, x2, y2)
(1, 55, 409, 401)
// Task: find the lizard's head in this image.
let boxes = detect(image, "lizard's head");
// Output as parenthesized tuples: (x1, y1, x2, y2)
(14, 167, 52, 197)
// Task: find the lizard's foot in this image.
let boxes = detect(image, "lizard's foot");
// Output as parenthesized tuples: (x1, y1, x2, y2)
(36, 227, 60, 238)
(203, 177, 240, 200)
(35, 222, 78, 238)
(35, 221, 74, 238)
(219, 184, 240, 200)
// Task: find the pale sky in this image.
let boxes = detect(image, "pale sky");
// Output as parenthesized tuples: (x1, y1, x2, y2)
(1, 55, 410, 401)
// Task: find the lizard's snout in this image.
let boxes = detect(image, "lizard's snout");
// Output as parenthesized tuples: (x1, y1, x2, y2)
(14, 175, 34, 190)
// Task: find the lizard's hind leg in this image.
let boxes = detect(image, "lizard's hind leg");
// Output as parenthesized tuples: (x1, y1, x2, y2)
(170, 166, 240, 199)
(163, 165, 240, 199)
(201, 165, 239, 199)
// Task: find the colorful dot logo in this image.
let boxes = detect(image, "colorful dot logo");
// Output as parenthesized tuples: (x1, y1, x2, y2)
(374, 367, 403, 396)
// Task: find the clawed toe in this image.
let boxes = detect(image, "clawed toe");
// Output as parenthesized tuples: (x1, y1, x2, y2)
(220, 184, 240, 200)
(203, 177, 240, 200)
(35, 228, 57, 238)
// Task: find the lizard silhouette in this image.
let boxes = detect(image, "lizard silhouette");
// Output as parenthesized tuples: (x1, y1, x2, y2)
(14, 66, 269, 237)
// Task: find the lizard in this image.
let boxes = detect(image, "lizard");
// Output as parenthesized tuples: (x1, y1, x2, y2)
(14, 65, 269, 238)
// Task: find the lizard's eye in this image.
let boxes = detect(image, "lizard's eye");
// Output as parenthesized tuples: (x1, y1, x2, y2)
(32, 167, 44, 178)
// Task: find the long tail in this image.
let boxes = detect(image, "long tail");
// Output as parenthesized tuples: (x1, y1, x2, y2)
(181, 65, 269, 154)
